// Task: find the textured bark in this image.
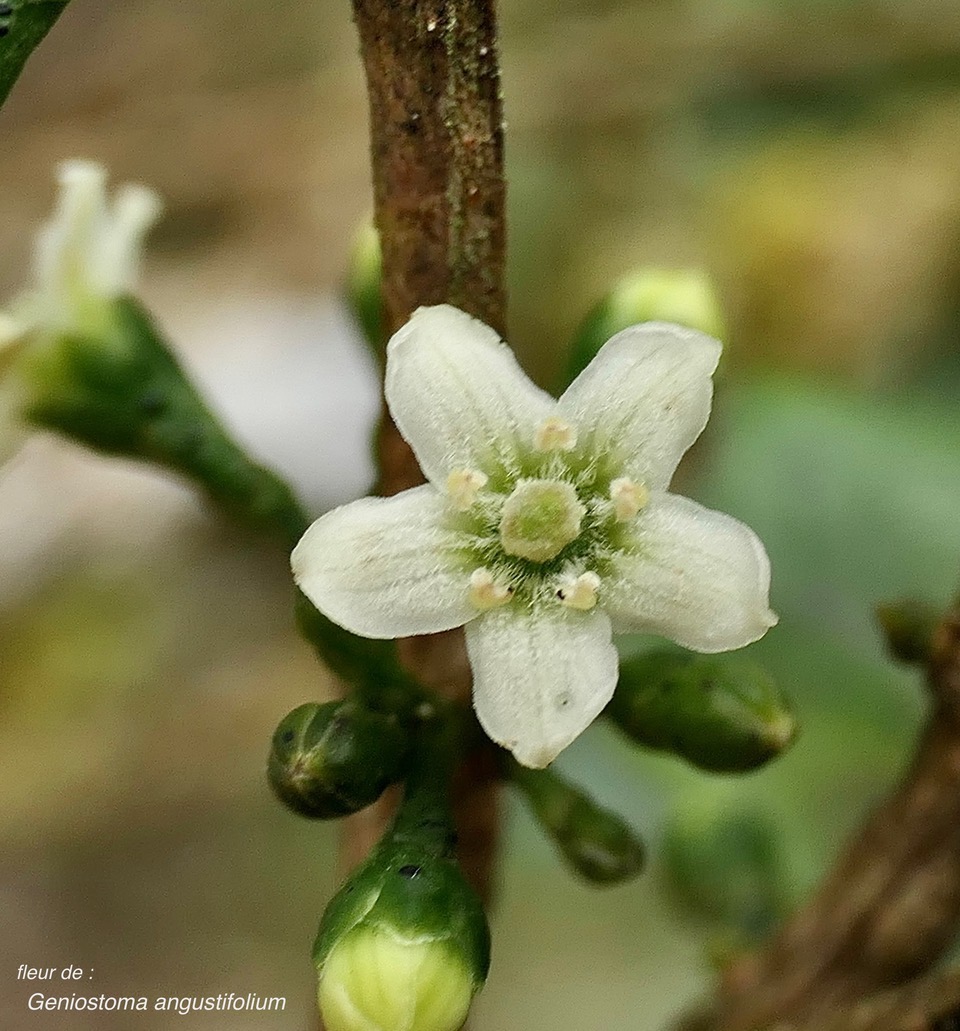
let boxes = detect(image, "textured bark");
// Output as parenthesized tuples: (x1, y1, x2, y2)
(678, 604, 960, 1031)
(345, 0, 505, 899)
(352, 0, 505, 342)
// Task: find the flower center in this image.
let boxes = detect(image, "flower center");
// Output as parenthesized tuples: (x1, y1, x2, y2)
(498, 478, 585, 563)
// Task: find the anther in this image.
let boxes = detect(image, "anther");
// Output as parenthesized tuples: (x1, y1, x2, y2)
(534, 416, 577, 452)
(610, 477, 649, 521)
(556, 572, 601, 611)
(469, 568, 514, 611)
(446, 467, 488, 511)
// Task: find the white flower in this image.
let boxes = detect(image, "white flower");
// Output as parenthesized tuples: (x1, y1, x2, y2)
(0, 160, 161, 463)
(293, 305, 777, 768)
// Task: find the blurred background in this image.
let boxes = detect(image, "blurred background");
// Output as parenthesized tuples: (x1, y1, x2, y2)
(2, 0, 960, 1028)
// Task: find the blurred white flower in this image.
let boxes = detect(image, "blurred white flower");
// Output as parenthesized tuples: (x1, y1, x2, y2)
(293, 305, 777, 768)
(0, 160, 161, 463)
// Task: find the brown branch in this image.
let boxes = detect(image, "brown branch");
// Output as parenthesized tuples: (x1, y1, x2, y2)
(344, 0, 506, 901)
(780, 968, 960, 1031)
(678, 603, 960, 1031)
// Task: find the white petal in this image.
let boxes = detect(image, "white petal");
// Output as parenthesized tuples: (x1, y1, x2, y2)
(558, 321, 721, 490)
(385, 305, 554, 485)
(95, 184, 163, 295)
(466, 605, 618, 768)
(603, 492, 777, 652)
(35, 161, 109, 308)
(291, 484, 476, 639)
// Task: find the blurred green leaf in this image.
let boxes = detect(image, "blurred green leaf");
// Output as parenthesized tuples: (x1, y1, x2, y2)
(661, 798, 785, 948)
(698, 377, 960, 656)
(697, 53, 960, 144)
(0, 0, 71, 108)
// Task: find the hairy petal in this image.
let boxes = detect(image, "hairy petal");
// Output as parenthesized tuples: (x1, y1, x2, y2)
(466, 606, 619, 768)
(604, 492, 777, 652)
(558, 321, 721, 490)
(292, 485, 476, 639)
(385, 305, 554, 485)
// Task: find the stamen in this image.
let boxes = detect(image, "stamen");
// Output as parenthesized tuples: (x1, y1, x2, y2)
(469, 568, 514, 611)
(556, 571, 601, 611)
(447, 467, 488, 511)
(610, 477, 649, 521)
(534, 416, 577, 452)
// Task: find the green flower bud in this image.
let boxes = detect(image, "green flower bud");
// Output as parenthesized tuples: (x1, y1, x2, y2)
(268, 701, 408, 819)
(510, 760, 645, 885)
(607, 650, 796, 773)
(662, 796, 785, 946)
(314, 719, 490, 1031)
(345, 221, 386, 362)
(875, 599, 941, 666)
(316, 854, 488, 1031)
(564, 268, 725, 387)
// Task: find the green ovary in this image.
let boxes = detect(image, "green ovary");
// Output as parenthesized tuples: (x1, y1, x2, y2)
(498, 478, 585, 563)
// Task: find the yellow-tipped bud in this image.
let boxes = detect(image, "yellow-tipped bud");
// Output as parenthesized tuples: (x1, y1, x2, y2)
(564, 268, 725, 388)
(319, 929, 474, 1031)
(609, 269, 725, 341)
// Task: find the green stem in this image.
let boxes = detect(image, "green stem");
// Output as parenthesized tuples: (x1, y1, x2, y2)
(24, 297, 309, 548)
(388, 710, 461, 858)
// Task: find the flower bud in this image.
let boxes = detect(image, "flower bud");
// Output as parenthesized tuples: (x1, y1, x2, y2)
(314, 711, 490, 1031)
(607, 650, 796, 773)
(268, 701, 408, 819)
(319, 928, 475, 1031)
(314, 832, 489, 1031)
(345, 221, 386, 361)
(510, 761, 644, 885)
(564, 268, 725, 387)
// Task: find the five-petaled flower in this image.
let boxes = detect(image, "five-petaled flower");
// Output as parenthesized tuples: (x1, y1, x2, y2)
(293, 305, 777, 768)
